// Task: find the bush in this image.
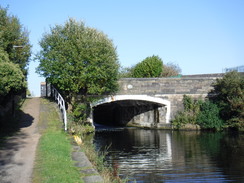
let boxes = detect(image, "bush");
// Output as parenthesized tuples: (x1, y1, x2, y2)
(172, 95, 201, 129)
(71, 103, 91, 123)
(172, 111, 190, 129)
(211, 71, 244, 129)
(131, 55, 163, 78)
(196, 101, 224, 131)
(172, 95, 224, 131)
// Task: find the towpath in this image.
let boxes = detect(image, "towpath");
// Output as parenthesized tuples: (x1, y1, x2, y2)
(0, 98, 40, 183)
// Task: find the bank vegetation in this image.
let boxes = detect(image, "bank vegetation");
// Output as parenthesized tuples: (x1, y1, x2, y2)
(172, 71, 244, 131)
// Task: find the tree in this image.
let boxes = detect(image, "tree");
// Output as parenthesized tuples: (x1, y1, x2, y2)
(161, 62, 181, 77)
(36, 18, 119, 103)
(131, 55, 163, 78)
(0, 6, 31, 76)
(211, 71, 244, 129)
(0, 47, 10, 62)
(0, 7, 29, 105)
(0, 61, 26, 97)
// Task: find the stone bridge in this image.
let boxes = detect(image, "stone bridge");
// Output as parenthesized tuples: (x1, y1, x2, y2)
(91, 74, 223, 128)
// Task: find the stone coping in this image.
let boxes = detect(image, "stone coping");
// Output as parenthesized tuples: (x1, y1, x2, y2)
(72, 145, 104, 183)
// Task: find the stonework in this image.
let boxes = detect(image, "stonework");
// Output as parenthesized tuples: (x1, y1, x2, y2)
(116, 75, 222, 121)
(91, 74, 223, 127)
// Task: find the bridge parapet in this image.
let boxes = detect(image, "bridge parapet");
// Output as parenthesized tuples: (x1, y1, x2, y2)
(118, 75, 222, 96)
(117, 74, 222, 118)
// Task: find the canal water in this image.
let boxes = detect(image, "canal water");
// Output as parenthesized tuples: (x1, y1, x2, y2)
(93, 127, 244, 182)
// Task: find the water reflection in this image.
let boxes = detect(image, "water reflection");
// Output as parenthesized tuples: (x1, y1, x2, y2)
(94, 128, 244, 182)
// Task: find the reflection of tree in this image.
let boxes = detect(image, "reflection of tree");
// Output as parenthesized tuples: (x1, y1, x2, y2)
(193, 132, 244, 182)
(213, 133, 244, 182)
(198, 132, 224, 157)
(172, 131, 203, 161)
(171, 131, 221, 179)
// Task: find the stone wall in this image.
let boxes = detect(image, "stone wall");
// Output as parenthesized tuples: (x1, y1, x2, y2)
(117, 74, 222, 119)
(118, 76, 221, 95)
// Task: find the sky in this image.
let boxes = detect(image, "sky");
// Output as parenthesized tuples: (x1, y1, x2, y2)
(1, 0, 244, 96)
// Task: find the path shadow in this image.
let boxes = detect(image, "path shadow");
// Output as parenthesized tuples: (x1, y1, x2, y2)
(0, 110, 34, 181)
(0, 109, 34, 147)
(18, 112, 34, 128)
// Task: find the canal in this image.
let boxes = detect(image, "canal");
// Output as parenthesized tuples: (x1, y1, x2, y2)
(93, 127, 244, 182)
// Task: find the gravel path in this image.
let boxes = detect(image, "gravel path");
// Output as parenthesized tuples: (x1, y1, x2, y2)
(0, 98, 40, 183)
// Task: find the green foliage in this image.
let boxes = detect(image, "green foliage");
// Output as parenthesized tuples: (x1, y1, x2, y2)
(0, 47, 10, 62)
(173, 72, 244, 131)
(196, 101, 224, 131)
(72, 103, 90, 123)
(0, 7, 30, 109)
(172, 95, 224, 131)
(131, 55, 163, 78)
(0, 7, 31, 76)
(212, 71, 244, 129)
(183, 95, 202, 113)
(172, 111, 190, 129)
(119, 58, 182, 78)
(172, 95, 201, 129)
(36, 18, 119, 100)
(0, 62, 26, 96)
(118, 66, 134, 78)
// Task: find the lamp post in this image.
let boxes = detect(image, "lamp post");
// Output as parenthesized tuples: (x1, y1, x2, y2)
(12, 45, 24, 117)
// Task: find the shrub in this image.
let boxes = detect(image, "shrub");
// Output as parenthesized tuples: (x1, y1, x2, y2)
(172, 95, 202, 129)
(196, 101, 224, 131)
(211, 71, 244, 129)
(72, 103, 90, 123)
(172, 95, 225, 131)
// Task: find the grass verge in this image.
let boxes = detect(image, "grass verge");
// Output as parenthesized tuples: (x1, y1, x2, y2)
(33, 99, 83, 183)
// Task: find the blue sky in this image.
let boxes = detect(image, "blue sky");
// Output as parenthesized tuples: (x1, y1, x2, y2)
(1, 0, 244, 96)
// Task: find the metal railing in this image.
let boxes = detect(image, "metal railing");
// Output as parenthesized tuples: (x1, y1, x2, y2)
(51, 86, 67, 131)
(223, 65, 244, 73)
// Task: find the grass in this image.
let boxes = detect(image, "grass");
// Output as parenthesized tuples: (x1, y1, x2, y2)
(33, 99, 83, 183)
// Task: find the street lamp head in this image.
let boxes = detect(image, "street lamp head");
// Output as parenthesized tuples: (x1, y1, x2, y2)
(13, 45, 24, 48)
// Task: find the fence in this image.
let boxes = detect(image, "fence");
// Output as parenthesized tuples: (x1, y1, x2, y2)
(51, 86, 68, 131)
(223, 65, 244, 73)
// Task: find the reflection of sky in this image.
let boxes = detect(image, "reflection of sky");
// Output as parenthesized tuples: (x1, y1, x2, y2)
(110, 133, 172, 171)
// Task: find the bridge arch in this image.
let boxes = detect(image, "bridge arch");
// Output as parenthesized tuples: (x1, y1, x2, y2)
(90, 95, 171, 126)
